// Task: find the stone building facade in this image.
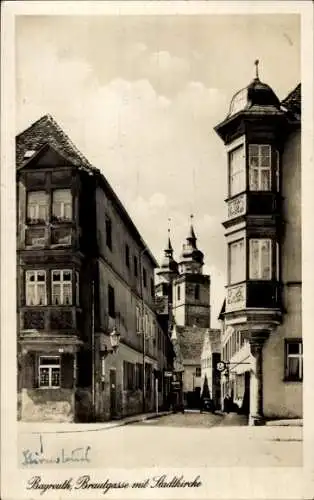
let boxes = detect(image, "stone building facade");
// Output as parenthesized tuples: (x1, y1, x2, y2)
(215, 68, 302, 423)
(17, 115, 174, 422)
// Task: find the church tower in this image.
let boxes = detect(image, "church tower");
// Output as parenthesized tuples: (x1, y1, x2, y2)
(172, 217, 211, 328)
(155, 230, 179, 319)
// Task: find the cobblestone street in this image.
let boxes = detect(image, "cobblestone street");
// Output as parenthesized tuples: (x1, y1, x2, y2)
(134, 410, 248, 427)
(19, 411, 301, 469)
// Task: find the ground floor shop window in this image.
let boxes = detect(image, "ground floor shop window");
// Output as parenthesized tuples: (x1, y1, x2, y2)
(285, 339, 303, 381)
(38, 356, 61, 388)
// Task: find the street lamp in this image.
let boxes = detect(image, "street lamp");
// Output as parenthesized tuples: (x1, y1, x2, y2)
(99, 328, 121, 356)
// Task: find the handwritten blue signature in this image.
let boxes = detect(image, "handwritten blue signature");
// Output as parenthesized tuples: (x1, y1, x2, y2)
(21, 434, 91, 465)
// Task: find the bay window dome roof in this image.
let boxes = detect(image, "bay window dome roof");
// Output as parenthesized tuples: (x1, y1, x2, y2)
(227, 61, 281, 118)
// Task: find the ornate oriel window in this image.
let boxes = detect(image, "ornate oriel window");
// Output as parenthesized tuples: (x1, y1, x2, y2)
(52, 189, 72, 221)
(249, 239, 272, 280)
(25, 270, 47, 306)
(229, 145, 245, 197)
(27, 191, 48, 223)
(249, 145, 272, 191)
(229, 239, 245, 284)
(51, 270, 72, 305)
(39, 356, 61, 388)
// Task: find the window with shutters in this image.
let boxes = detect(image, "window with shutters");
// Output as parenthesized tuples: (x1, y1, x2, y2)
(27, 191, 49, 223)
(285, 340, 303, 381)
(52, 189, 72, 221)
(39, 356, 61, 388)
(249, 145, 271, 191)
(249, 239, 271, 280)
(229, 145, 245, 197)
(51, 270, 72, 305)
(25, 270, 47, 306)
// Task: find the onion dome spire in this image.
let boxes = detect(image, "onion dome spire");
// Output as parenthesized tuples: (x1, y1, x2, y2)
(179, 215, 204, 274)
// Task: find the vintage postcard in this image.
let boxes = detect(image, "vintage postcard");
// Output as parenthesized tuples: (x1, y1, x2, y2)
(1, 1, 314, 499)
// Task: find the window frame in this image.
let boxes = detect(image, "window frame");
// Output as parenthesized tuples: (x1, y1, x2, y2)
(52, 188, 72, 221)
(25, 270, 47, 306)
(195, 366, 201, 377)
(125, 244, 130, 268)
(228, 144, 246, 197)
(108, 284, 115, 319)
(248, 144, 272, 192)
(228, 238, 245, 285)
(38, 355, 61, 389)
(51, 269, 73, 306)
(249, 238, 272, 280)
(26, 190, 49, 223)
(105, 216, 112, 250)
(285, 339, 303, 382)
(143, 268, 147, 288)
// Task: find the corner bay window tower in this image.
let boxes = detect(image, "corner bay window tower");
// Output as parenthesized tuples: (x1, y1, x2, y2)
(215, 62, 300, 423)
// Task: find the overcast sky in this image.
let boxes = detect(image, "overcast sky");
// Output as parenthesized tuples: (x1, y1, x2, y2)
(15, 14, 300, 326)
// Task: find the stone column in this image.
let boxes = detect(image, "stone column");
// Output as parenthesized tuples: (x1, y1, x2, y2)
(249, 340, 265, 425)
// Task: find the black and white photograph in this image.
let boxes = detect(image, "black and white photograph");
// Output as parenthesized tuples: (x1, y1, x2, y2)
(1, 1, 313, 499)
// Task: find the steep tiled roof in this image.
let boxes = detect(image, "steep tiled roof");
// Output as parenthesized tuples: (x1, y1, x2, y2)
(281, 83, 301, 116)
(16, 114, 95, 172)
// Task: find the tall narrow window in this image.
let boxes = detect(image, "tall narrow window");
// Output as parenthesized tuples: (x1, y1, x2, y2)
(39, 356, 61, 388)
(229, 239, 245, 284)
(52, 270, 72, 305)
(52, 189, 72, 221)
(143, 268, 147, 288)
(177, 285, 181, 301)
(27, 191, 48, 223)
(229, 145, 245, 197)
(249, 144, 271, 191)
(125, 244, 130, 268)
(133, 256, 138, 277)
(150, 278, 154, 298)
(195, 284, 200, 300)
(108, 285, 115, 318)
(25, 270, 47, 306)
(249, 239, 271, 280)
(105, 216, 112, 250)
(285, 340, 302, 381)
